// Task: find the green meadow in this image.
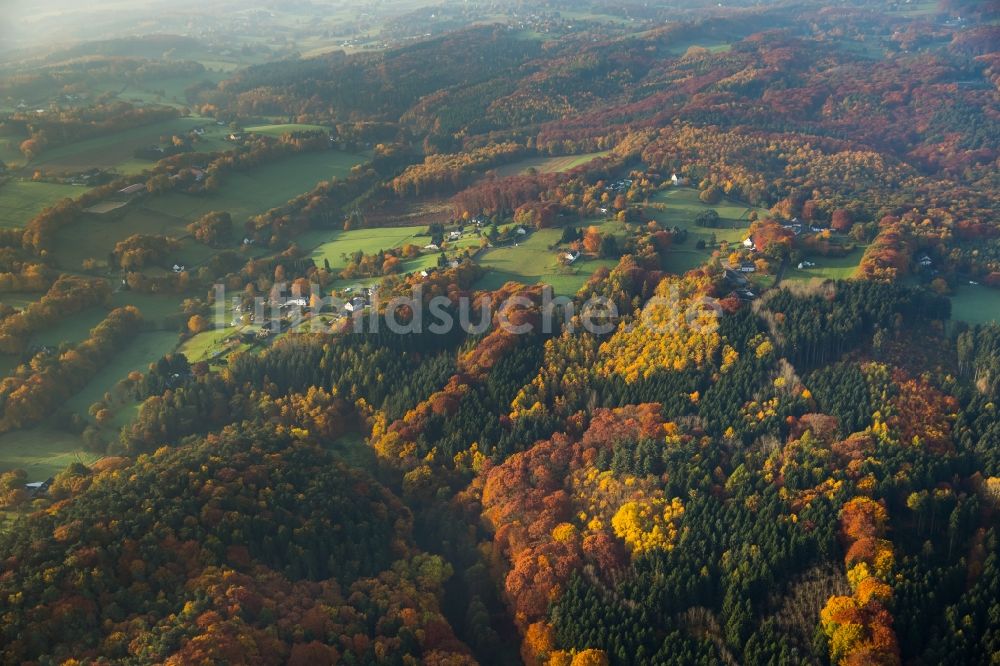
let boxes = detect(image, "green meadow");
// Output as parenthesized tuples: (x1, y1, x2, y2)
(950, 285, 1000, 326)
(303, 225, 433, 270)
(492, 151, 610, 177)
(30, 306, 111, 349)
(783, 247, 866, 282)
(476, 227, 618, 296)
(642, 187, 766, 273)
(0, 136, 25, 167)
(0, 180, 80, 227)
(0, 427, 98, 480)
(246, 123, 330, 136)
(31, 117, 225, 174)
(64, 330, 182, 418)
(51, 149, 367, 270)
(142, 149, 365, 220)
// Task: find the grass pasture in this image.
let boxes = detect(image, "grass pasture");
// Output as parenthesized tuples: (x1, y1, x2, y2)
(0, 426, 98, 479)
(304, 225, 432, 272)
(52, 206, 190, 270)
(246, 124, 330, 136)
(783, 247, 866, 282)
(643, 187, 766, 273)
(177, 326, 240, 363)
(493, 151, 610, 177)
(30, 306, 111, 349)
(143, 149, 365, 221)
(31, 117, 222, 174)
(64, 330, 181, 417)
(51, 149, 367, 270)
(0, 136, 25, 167)
(476, 227, 618, 296)
(0, 180, 80, 227)
(950, 285, 1000, 326)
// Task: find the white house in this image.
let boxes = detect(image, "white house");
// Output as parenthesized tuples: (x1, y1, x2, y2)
(742, 238, 755, 249)
(515, 227, 528, 235)
(564, 250, 580, 264)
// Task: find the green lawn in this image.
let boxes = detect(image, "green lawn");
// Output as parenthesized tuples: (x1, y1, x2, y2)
(31, 306, 111, 349)
(52, 206, 190, 270)
(303, 225, 432, 271)
(783, 247, 866, 282)
(951, 285, 1000, 326)
(0, 180, 81, 227)
(492, 151, 610, 177)
(108, 290, 186, 328)
(246, 124, 330, 136)
(143, 149, 365, 221)
(642, 187, 766, 273)
(476, 227, 618, 296)
(64, 330, 181, 417)
(108, 71, 228, 108)
(51, 149, 367, 270)
(177, 326, 241, 363)
(31, 117, 221, 174)
(0, 136, 25, 167)
(0, 426, 98, 479)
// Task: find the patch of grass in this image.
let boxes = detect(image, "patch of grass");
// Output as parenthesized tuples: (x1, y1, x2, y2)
(31, 117, 220, 174)
(109, 291, 186, 328)
(303, 225, 431, 271)
(52, 206, 190, 271)
(0, 136, 25, 167)
(246, 123, 330, 136)
(31, 306, 110, 349)
(950, 285, 1000, 326)
(177, 326, 241, 363)
(50, 149, 367, 270)
(666, 39, 734, 56)
(492, 151, 610, 177)
(143, 149, 365, 221)
(783, 247, 866, 282)
(0, 180, 81, 227)
(476, 227, 617, 296)
(64, 330, 181, 418)
(0, 426, 98, 479)
(642, 187, 765, 273)
(327, 432, 376, 471)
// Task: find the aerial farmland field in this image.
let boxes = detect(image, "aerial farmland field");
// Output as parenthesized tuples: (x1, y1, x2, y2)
(0, 180, 80, 227)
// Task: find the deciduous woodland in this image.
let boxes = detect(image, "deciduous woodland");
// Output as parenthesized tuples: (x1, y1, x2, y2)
(0, 0, 998, 664)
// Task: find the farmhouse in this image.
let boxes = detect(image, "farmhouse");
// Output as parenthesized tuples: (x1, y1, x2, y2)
(344, 296, 367, 313)
(25, 478, 54, 497)
(564, 250, 580, 264)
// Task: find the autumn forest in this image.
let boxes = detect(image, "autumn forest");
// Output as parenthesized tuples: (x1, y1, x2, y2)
(0, 0, 998, 664)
